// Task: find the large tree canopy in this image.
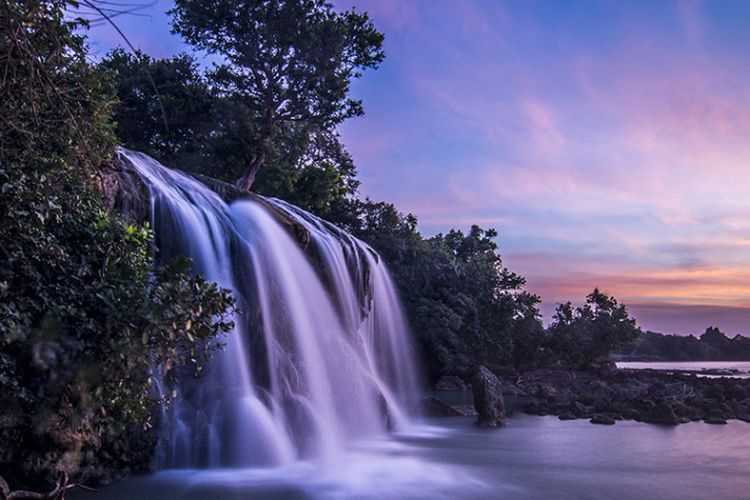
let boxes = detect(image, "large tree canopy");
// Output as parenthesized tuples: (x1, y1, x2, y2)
(548, 289, 641, 368)
(170, 0, 384, 190)
(100, 49, 215, 167)
(349, 201, 544, 379)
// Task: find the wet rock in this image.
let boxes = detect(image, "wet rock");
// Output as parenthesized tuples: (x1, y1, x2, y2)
(590, 415, 616, 425)
(452, 405, 479, 417)
(434, 376, 469, 392)
(422, 397, 464, 417)
(489, 366, 750, 426)
(703, 409, 728, 425)
(642, 402, 680, 425)
(472, 366, 507, 427)
(621, 408, 640, 420)
(102, 153, 150, 224)
(534, 383, 558, 400)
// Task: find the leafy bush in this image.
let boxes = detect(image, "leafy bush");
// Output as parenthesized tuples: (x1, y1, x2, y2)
(0, 165, 234, 486)
(0, 0, 235, 489)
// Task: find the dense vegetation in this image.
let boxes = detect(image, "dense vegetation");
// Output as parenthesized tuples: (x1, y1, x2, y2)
(346, 202, 546, 379)
(618, 327, 750, 362)
(0, 0, 233, 491)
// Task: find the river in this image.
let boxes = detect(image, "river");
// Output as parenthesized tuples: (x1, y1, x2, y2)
(74, 414, 750, 500)
(617, 361, 750, 378)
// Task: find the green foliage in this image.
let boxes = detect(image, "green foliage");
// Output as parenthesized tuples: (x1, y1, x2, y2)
(620, 327, 750, 361)
(99, 49, 215, 167)
(0, 0, 115, 172)
(169, 0, 383, 190)
(100, 42, 362, 221)
(0, 0, 235, 488)
(547, 288, 641, 368)
(0, 164, 234, 485)
(348, 201, 544, 380)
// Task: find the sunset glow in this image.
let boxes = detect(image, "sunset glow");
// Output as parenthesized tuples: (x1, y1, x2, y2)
(88, 0, 750, 334)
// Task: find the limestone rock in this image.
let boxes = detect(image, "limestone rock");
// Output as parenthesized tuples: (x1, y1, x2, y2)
(472, 366, 507, 427)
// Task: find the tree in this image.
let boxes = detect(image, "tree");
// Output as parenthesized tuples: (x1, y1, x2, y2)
(548, 288, 641, 368)
(0, 0, 114, 171)
(349, 205, 543, 379)
(170, 0, 384, 190)
(99, 49, 215, 166)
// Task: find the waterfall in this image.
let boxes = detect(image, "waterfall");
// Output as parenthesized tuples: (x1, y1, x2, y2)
(120, 149, 421, 468)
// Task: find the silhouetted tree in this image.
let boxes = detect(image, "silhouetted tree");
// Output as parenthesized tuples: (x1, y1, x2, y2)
(548, 289, 641, 368)
(100, 49, 215, 166)
(170, 0, 384, 190)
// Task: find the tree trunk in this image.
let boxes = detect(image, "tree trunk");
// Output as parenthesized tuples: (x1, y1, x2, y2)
(235, 152, 264, 191)
(236, 110, 276, 191)
(0, 473, 97, 499)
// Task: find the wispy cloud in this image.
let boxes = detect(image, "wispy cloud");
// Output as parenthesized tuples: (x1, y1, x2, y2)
(338, 0, 750, 333)
(86, 0, 750, 334)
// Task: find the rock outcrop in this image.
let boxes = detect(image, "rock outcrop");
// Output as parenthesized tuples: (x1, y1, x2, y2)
(510, 368, 750, 425)
(103, 149, 310, 247)
(100, 154, 150, 224)
(472, 366, 507, 427)
(642, 402, 680, 425)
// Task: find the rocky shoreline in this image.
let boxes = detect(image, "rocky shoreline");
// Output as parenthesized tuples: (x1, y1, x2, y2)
(426, 366, 750, 426)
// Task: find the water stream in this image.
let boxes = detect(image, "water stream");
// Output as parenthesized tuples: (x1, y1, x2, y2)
(122, 149, 420, 468)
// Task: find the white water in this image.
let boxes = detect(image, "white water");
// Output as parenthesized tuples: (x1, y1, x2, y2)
(121, 149, 420, 468)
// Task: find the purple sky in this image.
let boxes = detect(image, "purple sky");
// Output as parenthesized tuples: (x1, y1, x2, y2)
(86, 0, 750, 336)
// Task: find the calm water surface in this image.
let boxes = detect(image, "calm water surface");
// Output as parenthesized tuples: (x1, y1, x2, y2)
(75, 415, 750, 500)
(617, 361, 750, 378)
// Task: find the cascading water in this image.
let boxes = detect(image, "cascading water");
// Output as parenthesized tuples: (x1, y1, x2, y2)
(120, 149, 420, 469)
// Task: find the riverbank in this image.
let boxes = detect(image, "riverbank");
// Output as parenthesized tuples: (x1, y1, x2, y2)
(617, 361, 750, 378)
(72, 415, 750, 500)
(429, 365, 750, 425)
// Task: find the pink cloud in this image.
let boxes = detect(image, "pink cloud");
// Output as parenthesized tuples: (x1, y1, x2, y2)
(677, 0, 704, 41)
(520, 99, 565, 155)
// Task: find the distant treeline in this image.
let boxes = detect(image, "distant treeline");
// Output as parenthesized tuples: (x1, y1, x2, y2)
(616, 327, 750, 362)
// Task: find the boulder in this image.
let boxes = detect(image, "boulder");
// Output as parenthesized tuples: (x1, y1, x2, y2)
(590, 415, 616, 425)
(472, 366, 507, 427)
(703, 408, 728, 425)
(642, 402, 680, 425)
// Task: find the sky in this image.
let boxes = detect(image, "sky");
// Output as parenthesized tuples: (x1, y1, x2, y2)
(85, 0, 750, 336)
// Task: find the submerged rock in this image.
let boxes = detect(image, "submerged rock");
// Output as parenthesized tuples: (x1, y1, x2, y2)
(642, 402, 680, 425)
(703, 409, 728, 425)
(590, 415, 616, 425)
(503, 365, 750, 425)
(434, 376, 469, 392)
(422, 397, 465, 417)
(472, 366, 507, 427)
